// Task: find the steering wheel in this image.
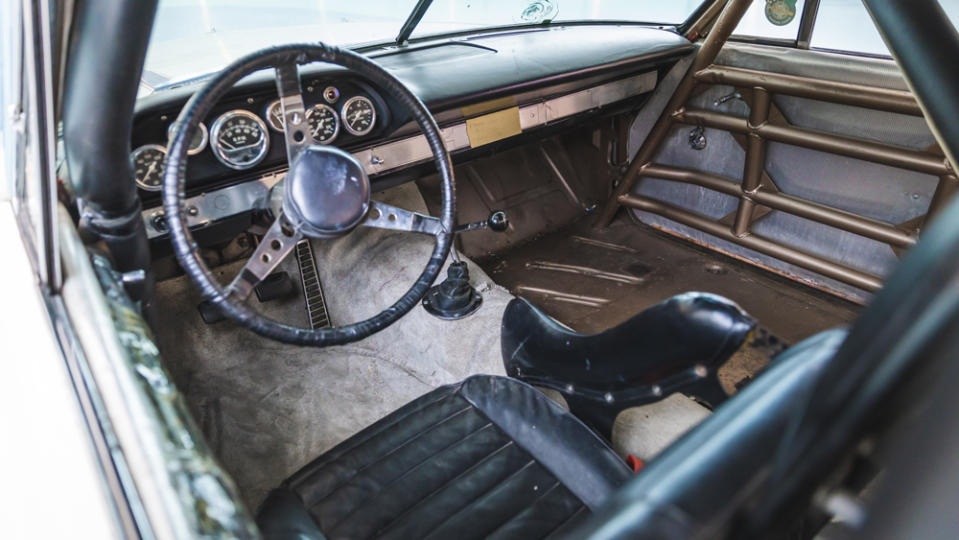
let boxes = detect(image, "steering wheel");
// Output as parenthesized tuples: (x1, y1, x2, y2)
(162, 44, 455, 346)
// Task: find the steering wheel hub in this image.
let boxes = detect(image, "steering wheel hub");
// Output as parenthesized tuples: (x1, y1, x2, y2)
(283, 145, 371, 238)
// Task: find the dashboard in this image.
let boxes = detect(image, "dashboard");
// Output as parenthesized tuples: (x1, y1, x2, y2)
(132, 25, 694, 240)
(131, 77, 389, 193)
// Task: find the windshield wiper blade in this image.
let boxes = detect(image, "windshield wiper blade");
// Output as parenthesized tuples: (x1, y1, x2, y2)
(396, 0, 434, 45)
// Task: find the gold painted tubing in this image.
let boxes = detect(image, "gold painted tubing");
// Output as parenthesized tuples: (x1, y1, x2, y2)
(642, 163, 918, 248)
(927, 174, 959, 223)
(733, 87, 771, 236)
(618, 193, 884, 291)
(695, 65, 923, 116)
(595, 0, 755, 228)
(675, 108, 951, 176)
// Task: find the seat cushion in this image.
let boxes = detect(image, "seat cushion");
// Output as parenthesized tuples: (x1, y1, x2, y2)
(257, 375, 632, 539)
(501, 293, 757, 437)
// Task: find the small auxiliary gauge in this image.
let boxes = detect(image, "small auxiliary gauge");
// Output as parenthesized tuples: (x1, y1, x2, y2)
(167, 121, 208, 155)
(341, 96, 376, 136)
(131, 144, 167, 191)
(307, 103, 340, 144)
(265, 100, 284, 132)
(211, 110, 270, 170)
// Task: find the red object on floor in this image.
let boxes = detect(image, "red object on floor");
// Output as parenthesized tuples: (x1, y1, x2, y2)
(625, 454, 644, 474)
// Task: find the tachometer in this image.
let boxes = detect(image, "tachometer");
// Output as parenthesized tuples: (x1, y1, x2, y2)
(307, 103, 340, 144)
(167, 121, 208, 155)
(341, 96, 376, 136)
(211, 110, 270, 170)
(131, 144, 166, 191)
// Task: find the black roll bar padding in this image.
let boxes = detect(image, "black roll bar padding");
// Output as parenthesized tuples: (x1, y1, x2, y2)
(62, 0, 159, 314)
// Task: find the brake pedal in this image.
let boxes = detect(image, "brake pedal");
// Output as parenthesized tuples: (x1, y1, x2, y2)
(295, 239, 331, 329)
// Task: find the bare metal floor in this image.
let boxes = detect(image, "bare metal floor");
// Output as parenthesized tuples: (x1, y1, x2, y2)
(478, 213, 860, 350)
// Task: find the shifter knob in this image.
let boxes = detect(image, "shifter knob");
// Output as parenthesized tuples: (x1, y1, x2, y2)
(488, 210, 509, 232)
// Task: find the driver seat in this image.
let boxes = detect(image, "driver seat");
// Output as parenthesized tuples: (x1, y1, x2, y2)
(257, 375, 632, 539)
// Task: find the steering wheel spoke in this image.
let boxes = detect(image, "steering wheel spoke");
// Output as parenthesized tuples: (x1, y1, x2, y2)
(274, 62, 310, 162)
(227, 215, 302, 300)
(361, 200, 444, 236)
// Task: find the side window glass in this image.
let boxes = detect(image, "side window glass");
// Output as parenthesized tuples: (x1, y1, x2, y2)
(1, 0, 58, 285)
(733, 0, 807, 41)
(812, 0, 959, 56)
(0, 1, 23, 203)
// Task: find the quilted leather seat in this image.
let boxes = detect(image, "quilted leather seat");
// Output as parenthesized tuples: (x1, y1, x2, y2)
(257, 375, 632, 540)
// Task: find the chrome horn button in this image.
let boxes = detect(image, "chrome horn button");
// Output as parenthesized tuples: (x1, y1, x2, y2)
(282, 145, 371, 238)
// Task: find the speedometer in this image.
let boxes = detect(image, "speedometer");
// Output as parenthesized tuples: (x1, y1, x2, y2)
(307, 103, 340, 144)
(211, 110, 270, 170)
(341, 96, 376, 136)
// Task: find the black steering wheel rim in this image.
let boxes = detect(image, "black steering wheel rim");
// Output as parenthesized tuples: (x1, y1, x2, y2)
(162, 43, 455, 346)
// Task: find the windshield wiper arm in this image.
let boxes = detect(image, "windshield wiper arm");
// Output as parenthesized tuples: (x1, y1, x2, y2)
(396, 0, 435, 45)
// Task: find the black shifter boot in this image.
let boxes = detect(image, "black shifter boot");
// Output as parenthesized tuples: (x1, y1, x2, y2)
(422, 261, 483, 319)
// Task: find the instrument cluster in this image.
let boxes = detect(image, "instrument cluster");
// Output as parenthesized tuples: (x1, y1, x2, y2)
(131, 79, 385, 194)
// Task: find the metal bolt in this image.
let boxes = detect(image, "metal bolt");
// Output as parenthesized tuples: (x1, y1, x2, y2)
(247, 97, 255, 104)
(652, 385, 663, 397)
(120, 269, 146, 285)
(565, 384, 574, 393)
(694, 364, 708, 378)
(704, 263, 727, 275)
(604, 392, 614, 404)
(817, 489, 866, 528)
(713, 91, 743, 108)
(187, 205, 199, 216)
(370, 156, 384, 165)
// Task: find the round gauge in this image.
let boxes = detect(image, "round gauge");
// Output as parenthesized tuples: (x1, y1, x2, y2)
(167, 121, 208, 155)
(131, 144, 167, 191)
(307, 103, 340, 144)
(266, 100, 284, 132)
(341, 96, 376, 136)
(211, 110, 270, 170)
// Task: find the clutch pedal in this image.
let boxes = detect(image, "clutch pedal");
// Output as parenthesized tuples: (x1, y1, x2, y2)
(295, 239, 331, 329)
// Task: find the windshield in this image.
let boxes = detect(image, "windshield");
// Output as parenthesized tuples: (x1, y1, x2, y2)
(411, 1, 703, 39)
(144, 0, 704, 92)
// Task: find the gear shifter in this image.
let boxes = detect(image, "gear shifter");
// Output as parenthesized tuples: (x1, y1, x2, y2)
(453, 210, 509, 234)
(422, 210, 509, 319)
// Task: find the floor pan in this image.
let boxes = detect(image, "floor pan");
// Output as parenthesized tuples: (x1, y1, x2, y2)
(477, 213, 861, 393)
